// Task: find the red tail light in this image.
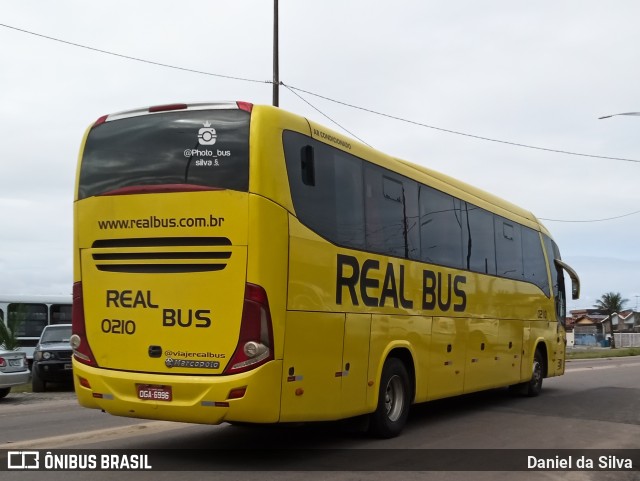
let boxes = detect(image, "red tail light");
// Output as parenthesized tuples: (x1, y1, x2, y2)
(71, 282, 98, 366)
(93, 115, 108, 128)
(236, 101, 253, 113)
(224, 283, 274, 374)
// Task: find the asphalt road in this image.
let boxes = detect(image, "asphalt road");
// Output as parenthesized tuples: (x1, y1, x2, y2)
(1, 356, 639, 481)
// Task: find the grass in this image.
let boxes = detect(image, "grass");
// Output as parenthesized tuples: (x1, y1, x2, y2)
(9, 381, 73, 394)
(567, 347, 640, 360)
(11, 382, 33, 393)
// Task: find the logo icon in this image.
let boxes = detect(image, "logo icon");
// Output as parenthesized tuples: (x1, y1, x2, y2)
(8, 451, 40, 470)
(198, 121, 217, 145)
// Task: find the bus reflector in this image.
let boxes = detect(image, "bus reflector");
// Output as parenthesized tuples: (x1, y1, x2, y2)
(224, 283, 274, 374)
(71, 282, 97, 367)
(227, 387, 247, 400)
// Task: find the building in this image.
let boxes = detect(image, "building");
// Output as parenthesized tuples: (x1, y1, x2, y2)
(569, 309, 640, 346)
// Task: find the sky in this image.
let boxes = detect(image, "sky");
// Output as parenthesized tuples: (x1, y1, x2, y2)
(1, 1, 639, 313)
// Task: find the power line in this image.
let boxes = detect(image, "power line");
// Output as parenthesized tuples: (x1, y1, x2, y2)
(3, 22, 640, 165)
(0, 23, 270, 86)
(539, 209, 640, 223)
(282, 83, 371, 147)
(282, 83, 640, 165)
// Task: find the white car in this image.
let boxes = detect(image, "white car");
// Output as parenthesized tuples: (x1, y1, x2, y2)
(0, 349, 30, 399)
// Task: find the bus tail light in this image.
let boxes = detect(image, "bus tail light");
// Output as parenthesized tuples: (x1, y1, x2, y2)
(236, 101, 253, 113)
(224, 283, 274, 374)
(71, 282, 98, 367)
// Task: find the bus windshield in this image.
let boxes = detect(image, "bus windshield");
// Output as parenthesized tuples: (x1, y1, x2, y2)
(78, 108, 250, 199)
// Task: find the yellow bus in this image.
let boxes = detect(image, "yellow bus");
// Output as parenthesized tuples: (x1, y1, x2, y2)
(71, 102, 579, 437)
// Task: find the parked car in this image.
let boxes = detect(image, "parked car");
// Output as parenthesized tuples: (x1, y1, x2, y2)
(0, 349, 30, 399)
(32, 324, 73, 392)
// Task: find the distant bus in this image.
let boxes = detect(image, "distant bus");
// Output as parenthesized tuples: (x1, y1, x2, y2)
(0, 295, 72, 363)
(72, 102, 579, 437)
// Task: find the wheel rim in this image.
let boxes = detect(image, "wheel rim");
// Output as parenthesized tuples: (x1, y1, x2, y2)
(532, 360, 542, 387)
(384, 374, 405, 422)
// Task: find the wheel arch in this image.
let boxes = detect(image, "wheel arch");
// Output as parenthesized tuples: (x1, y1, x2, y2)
(533, 340, 549, 378)
(374, 344, 416, 405)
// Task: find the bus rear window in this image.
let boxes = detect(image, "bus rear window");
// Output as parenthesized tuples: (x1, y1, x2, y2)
(78, 109, 250, 199)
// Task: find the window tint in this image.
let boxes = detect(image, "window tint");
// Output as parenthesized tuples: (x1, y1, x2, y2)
(9, 303, 48, 337)
(284, 131, 365, 249)
(403, 181, 420, 260)
(41, 325, 72, 343)
(79, 109, 250, 198)
(542, 235, 564, 298)
(495, 217, 523, 280)
(284, 130, 552, 292)
(419, 186, 463, 268)
(522, 227, 550, 295)
(334, 150, 366, 248)
(365, 166, 408, 257)
(51, 304, 72, 324)
(543, 235, 565, 318)
(463, 204, 496, 275)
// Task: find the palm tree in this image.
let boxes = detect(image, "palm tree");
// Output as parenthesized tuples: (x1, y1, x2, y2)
(0, 313, 22, 351)
(594, 292, 628, 349)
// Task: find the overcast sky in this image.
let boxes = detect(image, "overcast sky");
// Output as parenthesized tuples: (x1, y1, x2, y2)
(1, 1, 639, 312)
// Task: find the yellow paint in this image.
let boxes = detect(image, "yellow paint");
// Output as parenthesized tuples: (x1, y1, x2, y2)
(73, 103, 568, 426)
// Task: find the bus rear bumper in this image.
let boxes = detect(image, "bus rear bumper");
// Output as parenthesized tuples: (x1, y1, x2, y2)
(73, 359, 282, 425)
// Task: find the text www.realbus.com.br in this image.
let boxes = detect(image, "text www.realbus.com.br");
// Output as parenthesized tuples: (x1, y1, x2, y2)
(97, 215, 224, 230)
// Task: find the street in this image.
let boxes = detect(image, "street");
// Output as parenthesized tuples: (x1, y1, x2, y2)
(1, 356, 639, 481)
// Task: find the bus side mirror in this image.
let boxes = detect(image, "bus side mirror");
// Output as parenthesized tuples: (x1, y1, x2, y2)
(555, 259, 580, 300)
(301, 145, 315, 186)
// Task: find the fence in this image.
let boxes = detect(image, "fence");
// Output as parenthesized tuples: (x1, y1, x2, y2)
(614, 332, 640, 348)
(573, 332, 640, 347)
(574, 333, 606, 347)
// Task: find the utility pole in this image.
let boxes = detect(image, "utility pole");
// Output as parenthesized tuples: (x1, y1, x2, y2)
(273, 0, 279, 107)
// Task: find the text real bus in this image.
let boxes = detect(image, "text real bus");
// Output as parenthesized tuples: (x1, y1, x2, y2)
(71, 102, 579, 437)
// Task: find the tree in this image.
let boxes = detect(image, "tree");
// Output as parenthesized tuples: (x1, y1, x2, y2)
(594, 292, 628, 349)
(0, 312, 22, 351)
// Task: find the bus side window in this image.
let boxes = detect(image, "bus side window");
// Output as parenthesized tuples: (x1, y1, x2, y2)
(300, 145, 315, 186)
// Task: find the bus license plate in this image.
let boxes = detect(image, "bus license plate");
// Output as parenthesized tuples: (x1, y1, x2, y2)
(137, 384, 172, 402)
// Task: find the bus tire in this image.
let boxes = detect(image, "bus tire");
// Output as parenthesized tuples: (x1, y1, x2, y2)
(32, 368, 46, 393)
(511, 349, 544, 397)
(526, 349, 545, 397)
(369, 358, 410, 438)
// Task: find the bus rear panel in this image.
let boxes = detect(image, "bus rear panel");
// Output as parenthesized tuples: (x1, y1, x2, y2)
(72, 103, 284, 424)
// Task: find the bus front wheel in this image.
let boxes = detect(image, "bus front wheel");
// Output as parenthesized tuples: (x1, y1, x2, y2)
(369, 358, 410, 438)
(526, 350, 545, 397)
(511, 349, 544, 397)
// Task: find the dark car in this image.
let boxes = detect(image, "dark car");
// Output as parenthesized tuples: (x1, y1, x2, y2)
(32, 324, 73, 392)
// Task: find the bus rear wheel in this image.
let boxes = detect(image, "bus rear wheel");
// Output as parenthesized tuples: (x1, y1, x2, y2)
(369, 358, 410, 438)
